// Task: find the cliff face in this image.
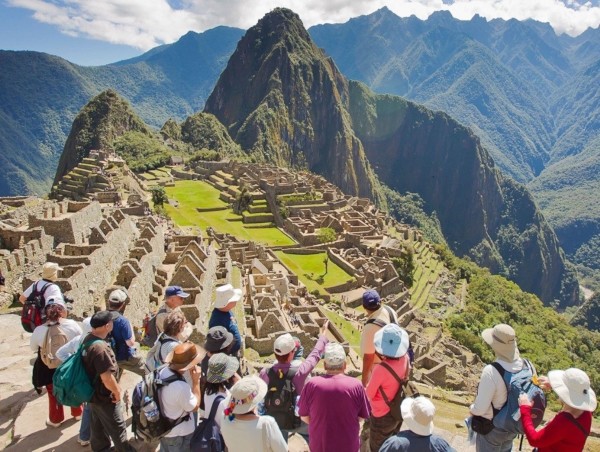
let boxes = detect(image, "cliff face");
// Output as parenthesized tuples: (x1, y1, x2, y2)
(54, 90, 150, 183)
(204, 8, 383, 204)
(347, 81, 578, 307)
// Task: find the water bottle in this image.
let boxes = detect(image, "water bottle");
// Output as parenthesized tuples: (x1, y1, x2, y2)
(294, 396, 300, 417)
(143, 396, 160, 422)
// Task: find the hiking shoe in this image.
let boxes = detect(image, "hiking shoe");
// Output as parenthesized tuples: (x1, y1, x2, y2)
(77, 438, 90, 446)
(45, 419, 61, 428)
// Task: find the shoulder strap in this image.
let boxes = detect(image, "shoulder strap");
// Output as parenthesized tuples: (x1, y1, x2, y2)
(208, 394, 226, 421)
(40, 282, 53, 295)
(565, 413, 590, 437)
(366, 318, 386, 327)
(377, 361, 407, 404)
(384, 305, 398, 323)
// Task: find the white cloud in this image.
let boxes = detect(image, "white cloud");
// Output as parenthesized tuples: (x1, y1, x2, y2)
(6, 0, 600, 50)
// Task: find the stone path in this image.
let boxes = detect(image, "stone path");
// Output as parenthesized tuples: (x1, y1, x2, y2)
(0, 313, 499, 451)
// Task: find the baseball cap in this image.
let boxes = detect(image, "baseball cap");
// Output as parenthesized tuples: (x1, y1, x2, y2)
(90, 310, 119, 328)
(324, 342, 346, 366)
(165, 286, 190, 298)
(273, 333, 296, 355)
(362, 289, 381, 310)
(108, 289, 128, 304)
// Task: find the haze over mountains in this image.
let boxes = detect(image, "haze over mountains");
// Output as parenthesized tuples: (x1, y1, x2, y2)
(2, 7, 599, 293)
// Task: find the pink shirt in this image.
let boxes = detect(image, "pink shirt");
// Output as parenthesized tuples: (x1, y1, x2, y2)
(366, 356, 409, 417)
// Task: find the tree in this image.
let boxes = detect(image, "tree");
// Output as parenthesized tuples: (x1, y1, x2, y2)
(150, 186, 168, 207)
(392, 247, 415, 287)
(317, 227, 336, 244)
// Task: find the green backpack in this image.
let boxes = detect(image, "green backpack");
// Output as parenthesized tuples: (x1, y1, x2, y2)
(53, 339, 101, 407)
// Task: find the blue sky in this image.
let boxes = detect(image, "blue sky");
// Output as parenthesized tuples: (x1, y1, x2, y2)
(1, 0, 599, 67)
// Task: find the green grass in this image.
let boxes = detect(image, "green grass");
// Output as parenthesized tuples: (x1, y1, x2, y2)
(274, 251, 354, 294)
(322, 307, 361, 350)
(164, 180, 296, 246)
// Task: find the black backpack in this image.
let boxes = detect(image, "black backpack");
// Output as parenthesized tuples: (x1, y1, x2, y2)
(141, 307, 167, 347)
(21, 281, 52, 333)
(264, 366, 301, 430)
(191, 394, 226, 452)
(132, 367, 190, 442)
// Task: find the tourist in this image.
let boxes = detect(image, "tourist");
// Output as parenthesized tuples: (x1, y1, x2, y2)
(379, 397, 456, 451)
(106, 289, 146, 377)
(30, 295, 82, 428)
(200, 353, 240, 428)
(82, 310, 134, 451)
(199, 326, 236, 409)
(208, 284, 242, 356)
(158, 342, 203, 452)
(470, 323, 526, 451)
(366, 323, 411, 451)
(518, 368, 596, 451)
(150, 310, 189, 370)
(19, 262, 63, 305)
(220, 375, 287, 452)
(297, 342, 371, 452)
(155, 286, 191, 335)
(259, 320, 330, 443)
(360, 288, 398, 387)
(56, 316, 93, 446)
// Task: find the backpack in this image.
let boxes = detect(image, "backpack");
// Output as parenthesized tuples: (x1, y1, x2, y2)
(377, 360, 418, 422)
(366, 305, 414, 364)
(52, 339, 102, 407)
(145, 333, 178, 372)
(40, 323, 69, 369)
(191, 394, 226, 452)
(21, 281, 52, 333)
(264, 366, 301, 430)
(141, 307, 167, 347)
(491, 359, 546, 434)
(132, 367, 190, 442)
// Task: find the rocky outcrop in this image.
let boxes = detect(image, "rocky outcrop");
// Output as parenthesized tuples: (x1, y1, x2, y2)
(204, 8, 384, 205)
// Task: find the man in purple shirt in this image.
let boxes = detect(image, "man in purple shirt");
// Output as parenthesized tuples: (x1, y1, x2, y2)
(259, 320, 329, 443)
(298, 342, 371, 452)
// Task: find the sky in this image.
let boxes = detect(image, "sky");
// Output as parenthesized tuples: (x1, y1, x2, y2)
(1, 0, 599, 66)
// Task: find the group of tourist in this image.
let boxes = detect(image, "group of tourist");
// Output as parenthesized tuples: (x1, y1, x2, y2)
(21, 261, 597, 451)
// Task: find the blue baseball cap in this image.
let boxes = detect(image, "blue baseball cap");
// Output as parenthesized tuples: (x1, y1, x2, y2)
(165, 286, 190, 298)
(362, 289, 381, 309)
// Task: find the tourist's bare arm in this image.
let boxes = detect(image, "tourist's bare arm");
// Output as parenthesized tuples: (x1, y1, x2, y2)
(100, 371, 122, 402)
(301, 416, 310, 424)
(361, 353, 375, 387)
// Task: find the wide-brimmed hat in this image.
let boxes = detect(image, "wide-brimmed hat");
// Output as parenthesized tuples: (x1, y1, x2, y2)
(204, 326, 234, 353)
(108, 289, 128, 305)
(207, 353, 239, 384)
(362, 289, 381, 310)
(482, 324, 520, 362)
(165, 342, 204, 371)
(273, 333, 296, 355)
(548, 368, 597, 412)
(42, 262, 63, 281)
(401, 396, 435, 436)
(374, 324, 409, 358)
(215, 284, 242, 309)
(227, 375, 268, 415)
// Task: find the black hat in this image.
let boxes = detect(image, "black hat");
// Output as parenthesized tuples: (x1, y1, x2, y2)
(90, 310, 119, 328)
(204, 326, 234, 353)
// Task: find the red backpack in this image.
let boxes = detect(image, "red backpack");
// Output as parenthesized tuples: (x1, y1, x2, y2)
(21, 281, 52, 333)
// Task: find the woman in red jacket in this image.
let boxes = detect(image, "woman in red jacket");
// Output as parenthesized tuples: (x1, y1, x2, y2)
(518, 367, 596, 451)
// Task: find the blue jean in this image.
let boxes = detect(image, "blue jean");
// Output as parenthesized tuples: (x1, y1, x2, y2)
(79, 403, 91, 441)
(476, 427, 516, 452)
(160, 432, 193, 452)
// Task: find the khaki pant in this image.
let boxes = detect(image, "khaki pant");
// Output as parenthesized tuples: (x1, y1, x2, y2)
(117, 354, 146, 379)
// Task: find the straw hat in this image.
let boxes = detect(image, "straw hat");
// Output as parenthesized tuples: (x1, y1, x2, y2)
(215, 284, 242, 309)
(374, 324, 409, 358)
(227, 375, 267, 415)
(165, 342, 204, 372)
(482, 324, 520, 362)
(548, 368, 597, 412)
(401, 396, 435, 436)
(42, 262, 62, 281)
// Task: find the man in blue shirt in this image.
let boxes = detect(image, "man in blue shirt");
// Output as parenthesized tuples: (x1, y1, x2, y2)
(107, 289, 146, 378)
(208, 284, 242, 356)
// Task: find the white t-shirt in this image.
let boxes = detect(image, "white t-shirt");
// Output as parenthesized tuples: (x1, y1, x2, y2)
(470, 357, 525, 419)
(23, 280, 62, 303)
(30, 319, 82, 351)
(200, 390, 229, 428)
(221, 415, 287, 452)
(158, 367, 198, 437)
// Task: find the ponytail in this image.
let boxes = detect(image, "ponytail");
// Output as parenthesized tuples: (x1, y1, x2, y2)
(45, 304, 63, 323)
